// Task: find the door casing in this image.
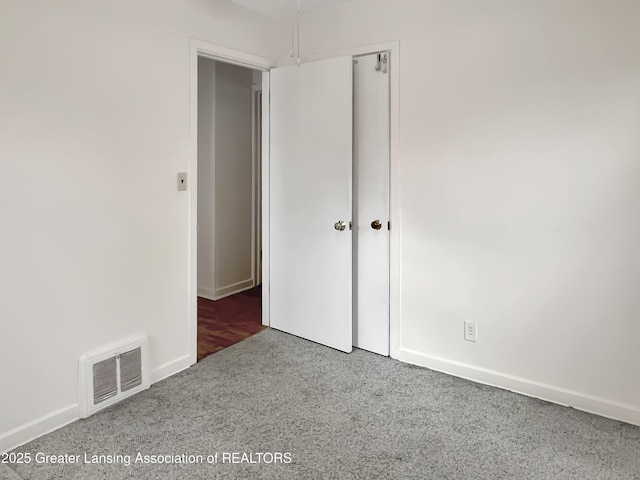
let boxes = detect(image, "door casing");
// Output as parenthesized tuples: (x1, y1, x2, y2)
(188, 39, 400, 366)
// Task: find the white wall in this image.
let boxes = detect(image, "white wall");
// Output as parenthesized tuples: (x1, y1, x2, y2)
(0, 0, 273, 451)
(2, 0, 639, 453)
(197, 58, 217, 297)
(213, 62, 254, 298)
(269, 0, 640, 423)
(197, 60, 255, 300)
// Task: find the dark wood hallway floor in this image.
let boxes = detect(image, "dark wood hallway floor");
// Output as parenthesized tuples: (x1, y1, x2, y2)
(197, 286, 265, 361)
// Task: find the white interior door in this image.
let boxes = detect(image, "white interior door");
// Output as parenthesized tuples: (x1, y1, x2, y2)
(353, 53, 390, 356)
(269, 56, 353, 353)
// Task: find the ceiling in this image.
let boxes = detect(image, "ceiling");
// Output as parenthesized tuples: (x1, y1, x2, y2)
(228, 0, 354, 17)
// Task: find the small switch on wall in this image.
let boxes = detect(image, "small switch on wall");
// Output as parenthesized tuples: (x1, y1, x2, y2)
(177, 172, 187, 191)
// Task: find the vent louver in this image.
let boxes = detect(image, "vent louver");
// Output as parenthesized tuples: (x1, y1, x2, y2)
(79, 336, 150, 418)
(120, 347, 142, 392)
(92, 357, 118, 404)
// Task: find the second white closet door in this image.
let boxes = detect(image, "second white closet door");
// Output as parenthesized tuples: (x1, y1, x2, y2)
(353, 53, 390, 356)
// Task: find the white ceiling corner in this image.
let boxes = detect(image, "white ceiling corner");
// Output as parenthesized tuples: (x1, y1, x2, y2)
(228, 0, 354, 18)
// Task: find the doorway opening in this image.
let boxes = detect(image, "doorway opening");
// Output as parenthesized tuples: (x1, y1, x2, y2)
(196, 57, 265, 362)
(188, 39, 399, 365)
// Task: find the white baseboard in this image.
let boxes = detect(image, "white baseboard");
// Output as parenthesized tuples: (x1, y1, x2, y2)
(214, 279, 255, 300)
(198, 279, 255, 301)
(197, 286, 216, 299)
(397, 347, 640, 426)
(0, 404, 79, 454)
(149, 354, 193, 384)
(1, 354, 195, 454)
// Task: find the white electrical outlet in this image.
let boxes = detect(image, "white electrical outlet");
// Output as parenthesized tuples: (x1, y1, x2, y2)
(464, 321, 477, 342)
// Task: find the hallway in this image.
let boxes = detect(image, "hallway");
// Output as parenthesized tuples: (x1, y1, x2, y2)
(197, 286, 264, 361)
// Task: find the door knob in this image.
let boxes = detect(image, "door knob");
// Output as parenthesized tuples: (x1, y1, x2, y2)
(371, 220, 382, 230)
(334, 220, 347, 231)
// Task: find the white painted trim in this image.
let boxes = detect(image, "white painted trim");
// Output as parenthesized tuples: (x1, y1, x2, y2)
(252, 86, 263, 286)
(149, 355, 192, 384)
(198, 283, 255, 302)
(397, 347, 640, 427)
(192, 39, 275, 71)
(189, 39, 276, 361)
(261, 72, 271, 327)
(304, 41, 400, 357)
(251, 85, 258, 289)
(197, 286, 216, 299)
(188, 41, 200, 367)
(0, 405, 78, 454)
(213, 279, 255, 300)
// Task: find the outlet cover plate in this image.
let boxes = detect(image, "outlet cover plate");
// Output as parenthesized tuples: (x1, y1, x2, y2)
(464, 321, 477, 342)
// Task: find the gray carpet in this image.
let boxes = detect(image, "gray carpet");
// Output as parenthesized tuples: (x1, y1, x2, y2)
(5, 329, 640, 479)
(0, 465, 22, 480)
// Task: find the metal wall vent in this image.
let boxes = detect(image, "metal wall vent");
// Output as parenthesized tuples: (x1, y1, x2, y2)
(78, 336, 149, 418)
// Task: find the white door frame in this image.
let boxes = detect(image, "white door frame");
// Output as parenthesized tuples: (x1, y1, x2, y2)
(251, 86, 263, 286)
(188, 39, 400, 365)
(189, 39, 275, 365)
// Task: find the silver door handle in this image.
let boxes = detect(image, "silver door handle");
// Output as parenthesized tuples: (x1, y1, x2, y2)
(334, 220, 347, 231)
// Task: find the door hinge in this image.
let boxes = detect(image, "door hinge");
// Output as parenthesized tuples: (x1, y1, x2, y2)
(387, 221, 391, 230)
